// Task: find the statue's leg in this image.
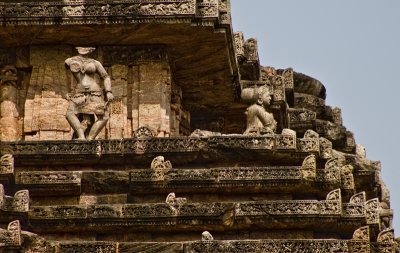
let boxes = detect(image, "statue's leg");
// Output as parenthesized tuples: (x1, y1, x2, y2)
(87, 113, 109, 140)
(66, 111, 86, 140)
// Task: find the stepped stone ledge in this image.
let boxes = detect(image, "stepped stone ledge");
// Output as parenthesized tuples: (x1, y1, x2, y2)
(0, 0, 398, 252)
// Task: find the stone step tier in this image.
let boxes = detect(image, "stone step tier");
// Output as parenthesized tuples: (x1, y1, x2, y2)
(0, 220, 397, 253)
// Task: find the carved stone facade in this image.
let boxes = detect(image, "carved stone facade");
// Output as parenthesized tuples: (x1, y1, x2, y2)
(0, 0, 397, 252)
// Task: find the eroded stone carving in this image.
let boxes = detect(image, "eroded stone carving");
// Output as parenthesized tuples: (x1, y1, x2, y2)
(343, 192, 365, 217)
(340, 165, 355, 190)
(134, 126, 155, 138)
(297, 129, 320, 153)
(0, 154, 14, 175)
(65, 47, 114, 140)
(380, 202, 394, 230)
(317, 158, 340, 184)
(301, 154, 316, 180)
(0, 220, 21, 248)
(365, 198, 380, 225)
(275, 129, 296, 149)
(319, 137, 333, 159)
(0, 185, 29, 212)
(353, 226, 370, 241)
(202, 231, 214, 241)
(377, 229, 395, 253)
(243, 86, 276, 135)
(165, 193, 187, 207)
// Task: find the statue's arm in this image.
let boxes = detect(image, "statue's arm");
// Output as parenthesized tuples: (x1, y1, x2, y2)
(95, 61, 112, 92)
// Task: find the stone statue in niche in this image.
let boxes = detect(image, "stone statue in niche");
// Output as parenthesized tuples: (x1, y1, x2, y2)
(65, 47, 114, 140)
(243, 86, 276, 135)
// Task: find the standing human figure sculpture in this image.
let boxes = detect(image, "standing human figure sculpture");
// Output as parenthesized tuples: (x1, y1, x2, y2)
(65, 47, 114, 140)
(244, 86, 277, 135)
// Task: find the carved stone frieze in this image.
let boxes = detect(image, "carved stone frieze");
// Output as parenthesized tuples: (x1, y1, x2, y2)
(244, 38, 259, 63)
(0, 220, 21, 248)
(59, 242, 117, 253)
(0, 186, 29, 213)
(353, 226, 370, 241)
(0, 1, 197, 19)
(15, 171, 81, 185)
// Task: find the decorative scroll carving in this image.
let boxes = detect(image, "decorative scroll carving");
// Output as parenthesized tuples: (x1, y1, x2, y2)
(103, 46, 167, 66)
(201, 231, 214, 241)
(16, 171, 81, 185)
(301, 154, 316, 180)
(0, 186, 29, 212)
(275, 129, 296, 150)
(0, 154, 14, 175)
(134, 126, 156, 138)
(0, 1, 197, 19)
(343, 192, 365, 217)
(353, 226, 370, 241)
(234, 32, 245, 59)
(317, 158, 340, 184)
(365, 198, 380, 225)
(319, 137, 333, 159)
(320, 188, 341, 215)
(196, 0, 219, 18)
(377, 229, 395, 253)
(297, 130, 320, 153)
(0, 220, 21, 248)
(340, 165, 355, 190)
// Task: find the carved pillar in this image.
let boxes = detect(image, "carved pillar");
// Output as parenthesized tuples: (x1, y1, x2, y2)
(23, 46, 71, 140)
(0, 66, 20, 141)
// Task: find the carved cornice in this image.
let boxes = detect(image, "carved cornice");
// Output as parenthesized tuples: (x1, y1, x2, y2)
(130, 155, 320, 192)
(0, 0, 225, 26)
(0, 133, 322, 164)
(27, 189, 374, 231)
(55, 238, 384, 253)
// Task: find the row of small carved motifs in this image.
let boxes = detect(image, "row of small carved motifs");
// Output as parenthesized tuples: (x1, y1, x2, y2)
(0, 0, 197, 17)
(16, 172, 81, 185)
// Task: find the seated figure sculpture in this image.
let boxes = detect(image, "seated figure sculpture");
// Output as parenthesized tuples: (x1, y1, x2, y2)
(244, 86, 277, 135)
(65, 47, 114, 140)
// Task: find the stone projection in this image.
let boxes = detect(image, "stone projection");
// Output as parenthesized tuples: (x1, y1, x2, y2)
(0, 0, 398, 252)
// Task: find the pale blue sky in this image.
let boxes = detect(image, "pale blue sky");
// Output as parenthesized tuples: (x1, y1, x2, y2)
(232, 0, 400, 234)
